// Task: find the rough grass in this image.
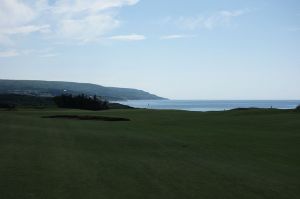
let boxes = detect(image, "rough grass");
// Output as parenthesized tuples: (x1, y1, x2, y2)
(0, 108, 299, 199)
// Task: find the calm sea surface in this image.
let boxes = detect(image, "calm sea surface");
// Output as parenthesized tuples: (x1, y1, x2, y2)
(116, 100, 300, 112)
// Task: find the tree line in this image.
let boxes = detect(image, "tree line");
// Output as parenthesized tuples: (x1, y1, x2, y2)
(53, 94, 108, 110)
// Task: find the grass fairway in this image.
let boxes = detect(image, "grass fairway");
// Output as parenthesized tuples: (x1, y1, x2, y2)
(0, 108, 299, 199)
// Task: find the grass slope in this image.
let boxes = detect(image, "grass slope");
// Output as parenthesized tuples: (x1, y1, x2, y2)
(0, 109, 299, 199)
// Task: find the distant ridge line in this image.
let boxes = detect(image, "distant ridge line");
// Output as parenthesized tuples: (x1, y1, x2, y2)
(0, 79, 166, 101)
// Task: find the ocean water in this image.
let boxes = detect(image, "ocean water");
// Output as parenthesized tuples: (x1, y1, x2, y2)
(116, 100, 300, 112)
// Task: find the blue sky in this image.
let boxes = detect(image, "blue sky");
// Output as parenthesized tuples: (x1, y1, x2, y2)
(0, 0, 299, 99)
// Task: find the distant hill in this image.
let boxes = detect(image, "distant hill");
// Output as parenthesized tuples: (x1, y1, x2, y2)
(0, 79, 165, 100)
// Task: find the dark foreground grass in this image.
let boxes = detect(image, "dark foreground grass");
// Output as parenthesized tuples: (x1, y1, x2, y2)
(0, 108, 299, 199)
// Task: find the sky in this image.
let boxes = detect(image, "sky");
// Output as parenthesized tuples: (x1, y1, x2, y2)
(0, 0, 300, 100)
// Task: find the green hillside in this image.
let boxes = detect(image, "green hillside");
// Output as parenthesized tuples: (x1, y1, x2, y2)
(0, 79, 165, 100)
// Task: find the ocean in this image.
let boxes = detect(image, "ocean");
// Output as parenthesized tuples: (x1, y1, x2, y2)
(116, 100, 300, 112)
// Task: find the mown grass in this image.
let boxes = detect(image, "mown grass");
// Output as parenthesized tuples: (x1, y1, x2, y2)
(0, 108, 299, 199)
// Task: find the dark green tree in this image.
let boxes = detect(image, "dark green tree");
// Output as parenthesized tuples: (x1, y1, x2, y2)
(53, 94, 108, 110)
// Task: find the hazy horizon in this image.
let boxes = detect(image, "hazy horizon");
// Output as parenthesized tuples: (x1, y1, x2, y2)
(1, 0, 300, 100)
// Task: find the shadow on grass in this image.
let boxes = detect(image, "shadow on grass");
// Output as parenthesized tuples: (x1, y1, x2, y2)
(42, 115, 130, 121)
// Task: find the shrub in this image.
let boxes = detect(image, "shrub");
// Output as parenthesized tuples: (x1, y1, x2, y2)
(0, 103, 16, 109)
